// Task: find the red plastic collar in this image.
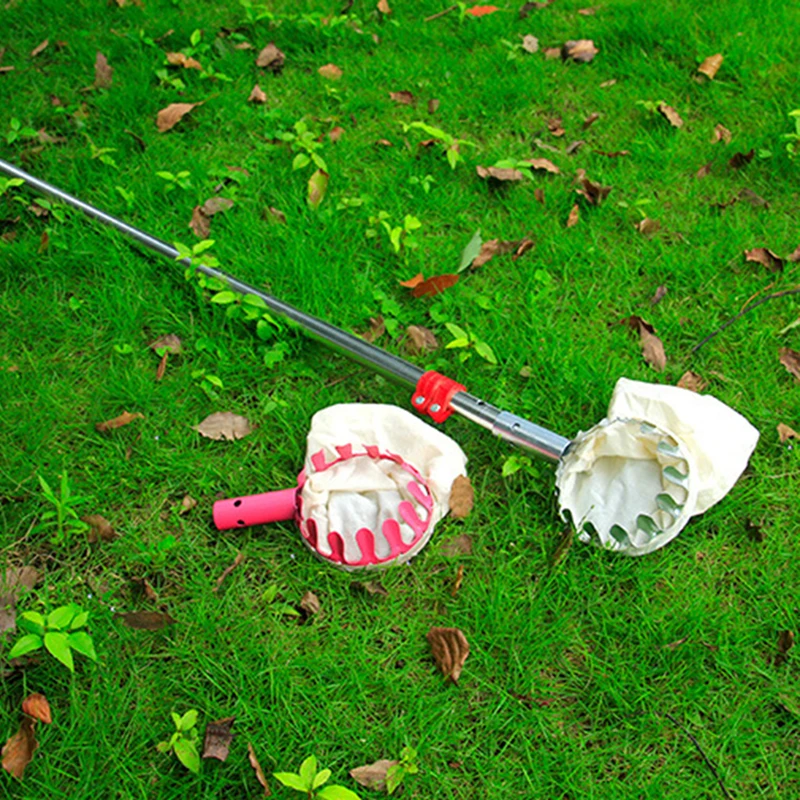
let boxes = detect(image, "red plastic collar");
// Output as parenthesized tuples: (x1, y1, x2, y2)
(411, 370, 466, 423)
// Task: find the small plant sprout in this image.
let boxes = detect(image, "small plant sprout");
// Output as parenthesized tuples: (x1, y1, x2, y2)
(0, 176, 24, 198)
(157, 710, 201, 774)
(191, 368, 225, 399)
(88, 140, 118, 169)
(501, 453, 542, 480)
(386, 746, 419, 795)
(444, 323, 497, 365)
(8, 603, 97, 672)
(367, 211, 422, 253)
(5, 118, 37, 145)
(156, 169, 192, 193)
(115, 185, 135, 211)
(369, 290, 404, 338)
(280, 119, 328, 173)
(35, 473, 90, 545)
(408, 173, 436, 194)
(174, 239, 220, 273)
(274, 755, 362, 800)
(401, 121, 475, 169)
(783, 109, 800, 159)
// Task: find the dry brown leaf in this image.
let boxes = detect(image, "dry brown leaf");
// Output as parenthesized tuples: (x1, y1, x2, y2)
(582, 111, 600, 129)
(265, 207, 287, 224)
(527, 157, 560, 174)
(82, 514, 118, 543)
(30, 39, 49, 58)
(201, 197, 234, 217)
(94, 52, 113, 89)
(202, 716, 235, 762)
(471, 239, 516, 269)
(562, 39, 599, 63)
(150, 334, 182, 355)
(193, 412, 254, 441)
(736, 188, 767, 208)
(389, 90, 415, 105)
(566, 203, 580, 228)
(595, 149, 630, 158)
(636, 218, 661, 237)
(658, 103, 683, 128)
(22, 694, 51, 724)
(622, 316, 666, 372)
(360, 316, 386, 343)
(377, 0, 392, 13)
(427, 627, 470, 683)
(318, 63, 342, 80)
(599, 78, 617, 87)
(409, 274, 459, 298)
(248, 84, 267, 104)
(476, 165, 524, 182)
(115, 610, 177, 630)
(179, 495, 197, 515)
(440, 534, 473, 557)
(38, 231, 49, 254)
(534, 188, 545, 204)
(248, 742, 271, 795)
(788, 245, 800, 263)
(547, 117, 565, 137)
(777, 423, 799, 443)
(522, 35, 539, 53)
(449, 475, 474, 518)
(328, 126, 344, 142)
(695, 163, 712, 179)
(214, 552, 244, 592)
(404, 325, 439, 354)
(166, 52, 202, 70)
(156, 102, 201, 133)
(650, 284, 668, 306)
(2, 717, 38, 779)
(775, 630, 795, 666)
(256, 42, 285, 72)
(745, 247, 783, 274)
(729, 149, 755, 169)
(428, 98, 440, 113)
(299, 591, 321, 616)
(710, 123, 732, 144)
(399, 273, 424, 289)
(698, 53, 723, 80)
(543, 46, 561, 59)
(578, 6, 597, 14)
(131, 577, 159, 602)
(519, 0, 554, 17)
(96, 411, 144, 432)
(351, 580, 389, 597)
(678, 371, 708, 393)
(451, 564, 465, 597)
(512, 238, 535, 261)
(350, 760, 398, 791)
(779, 348, 800, 382)
(662, 636, 688, 651)
(575, 172, 611, 205)
(234, 41, 254, 50)
(566, 139, 585, 156)
(189, 206, 210, 238)
(0, 66, 15, 74)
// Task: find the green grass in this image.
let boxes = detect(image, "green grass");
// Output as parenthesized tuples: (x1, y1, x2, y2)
(1, 0, 800, 797)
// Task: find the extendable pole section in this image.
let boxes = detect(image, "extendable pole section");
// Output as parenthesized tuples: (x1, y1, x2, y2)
(0, 158, 571, 462)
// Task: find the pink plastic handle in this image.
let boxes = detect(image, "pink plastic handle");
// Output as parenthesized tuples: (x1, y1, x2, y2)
(213, 488, 298, 530)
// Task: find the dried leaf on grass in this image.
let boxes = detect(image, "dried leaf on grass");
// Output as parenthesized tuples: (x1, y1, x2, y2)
(476, 165, 524, 182)
(779, 348, 800, 382)
(594, 149, 630, 158)
(0, 567, 39, 636)
(451, 564, 465, 597)
(179, 495, 197, 515)
(30, 40, 49, 58)
(360, 316, 386, 344)
(96, 411, 144, 432)
(202, 716, 235, 762)
(94, 52, 113, 89)
(377, 0, 392, 13)
(566, 203, 580, 228)
(350, 759, 399, 791)
(351, 580, 389, 597)
(156, 102, 202, 133)
(149, 334, 182, 355)
(82, 514, 118, 543)
(710, 123, 732, 144)
(1, 717, 38, 779)
(265, 207, 287, 224)
(464, 5, 500, 16)
(729, 149, 755, 169)
(575, 171, 611, 205)
(214, 552, 244, 592)
(389, 90, 415, 105)
(193, 412, 253, 441)
(695, 163, 712, 179)
(775, 630, 795, 666)
(745, 247, 784, 274)
(248, 743, 271, 795)
(166, 52, 202, 70)
(562, 39, 599, 62)
(256, 42, 285, 72)
(547, 117, 565, 137)
(401, 273, 459, 298)
(299, 591, 321, 616)
(427, 627, 470, 683)
(582, 111, 600, 129)
(678, 371, 708, 393)
(471, 239, 517, 269)
(449, 475, 474, 519)
(22, 694, 51, 724)
(650, 284, 668, 306)
(657, 103, 683, 128)
(248, 84, 267, 104)
(512, 238, 534, 260)
(527, 157, 560, 174)
(636, 218, 661, 237)
(698, 53, 723, 80)
(440, 534, 473, 557)
(522, 35, 539, 53)
(318, 63, 342, 80)
(621, 316, 667, 372)
(405, 325, 439, 354)
(115, 610, 177, 630)
(777, 423, 799, 443)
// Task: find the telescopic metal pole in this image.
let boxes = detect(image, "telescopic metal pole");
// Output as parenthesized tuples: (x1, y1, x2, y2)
(0, 158, 571, 462)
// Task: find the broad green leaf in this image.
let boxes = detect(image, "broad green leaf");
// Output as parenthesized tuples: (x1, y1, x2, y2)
(8, 633, 44, 659)
(313, 768, 332, 788)
(156, 171, 175, 180)
(445, 338, 470, 349)
(312, 153, 328, 172)
(316, 785, 362, 800)
(171, 712, 182, 729)
(48, 605, 77, 631)
(474, 340, 497, 364)
(292, 152, 311, 170)
(458, 229, 482, 272)
(67, 631, 98, 661)
(446, 147, 460, 170)
(70, 611, 90, 630)
(444, 322, 469, 340)
(501, 455, 523, 477)
(389, 227, 403, 253)
(242, 293, 268, 309)
(386, 764, 403, 794)
(298, 756, 317, 788)
(156, 740, 172, 753)
(307, 169, 329, 210)
(192, 239, 216, 255)
(210, 291, 238, 305)
(174, 738, 200, 773)
(19, 611, 46, 635)
(403, 214, 422, 232)
(273, 771, 309, 791)
(44, 631, 74, 671)
(190, 28, 202, 46)
(178, 709, 198, 732)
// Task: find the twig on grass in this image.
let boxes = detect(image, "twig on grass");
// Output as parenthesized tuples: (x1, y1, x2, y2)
(664, 713, 735, 800)
(424, 5, 458, 22)
(691, 286, 800, 353)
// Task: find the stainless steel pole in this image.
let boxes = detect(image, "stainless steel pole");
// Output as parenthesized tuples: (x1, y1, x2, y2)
(0, 158, 571, 462)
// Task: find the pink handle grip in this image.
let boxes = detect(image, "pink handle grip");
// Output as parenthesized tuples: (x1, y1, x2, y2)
(213, 487, 298, 530)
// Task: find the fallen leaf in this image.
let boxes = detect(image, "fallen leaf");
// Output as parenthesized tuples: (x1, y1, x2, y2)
(636, 218, 661, 237)
(464, 4, 500, 15)
(788, 245, 800, 263)
(307, 169, 329, 209)
(202, 197, 234, 216)
(389, 90, 415, 105)
(662, 636, 688, 651)
(451, 564, 465, 597)
(527, 157, 560, 174)
(234, 41, 254, 50)
(318, 63, 342, 80)
(30, 39, 49, 58)
(562, 39, 599, 63)
(449, 475, 474, 518)
(775, 630, 795, 666)
(582, 112, 600, 129)
(38, 231, 49, 253)
(621, 316, 666, 372)
(745, 247, 783, 274)
(0, 567, 39, 636)
(0, 66, 15, 74)
(115, 611, 177, 630)
(189, 206, 210, 238)
(22, 694, 51, 724)
(156, 102, 201, 133)
(777, 423, 799, 443)
(193, 412, 254, 441)
(519, 0, 554, 17)
(710, 123, 732, 144)
(411, 274, 459, 298)
(399, 273, 424, 289)
(737, 188, 768, 208)
(471, 238, 517, 269)
(214, 552, 244, 592)
(2, 717, 38, 779)
(534, 188, 545, 204)
(202, 716, 235, 762)
(375, 138, 393, 146)
(512, 238, 534, 260)
(575, 172, 611, 205)
(543, 46, 561, 59)
(405, 325, 439, 354)
(522, 35, 539, 53)
(595, 149, 630, 158)
(360, 316, 386, 343)
(327, 126, 344, 142)
(678, 371, 708, 393)
(256, 42, 285, 72)
(547, 117, 565, 137)
(265, 206, 287, 224)
(650, 284, 668, 306)
(658, 103, 683, 128)
(350, 580, 389, 597)
(476, 165, 524, 182)
(149, 334, 182, 355)
(427, 627, 470, 683)
(82, 514, 118, 543)
(578, 6, 597, 14)
(566, 203, 580, 228)
(439, 534, 473, 557)
(131, 577, 159, 602)
(377, 0, 391, 13)
(599, 78, 617, 87)
(166, 52, 202, 70)
(695, 163, 712, 178)
(428, 98, 440, 113)
(248, 742, 271, 796)
(94, 52, 113, 89)
(248, 84, 267, 104)
(96, 411, 144, 432)
(179, 495, 197, 515)
(698, 53, 723, 80)
(350, 760, 398, 791)
(729, 149, 755, 169)
(299, 591, 321, 616)
(779, 347, 800, 382)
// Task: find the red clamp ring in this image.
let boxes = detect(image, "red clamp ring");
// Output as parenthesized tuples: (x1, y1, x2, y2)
(411, 371, 466, 424)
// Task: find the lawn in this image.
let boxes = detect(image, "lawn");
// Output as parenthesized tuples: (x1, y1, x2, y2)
(1, 0, 799, 797)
